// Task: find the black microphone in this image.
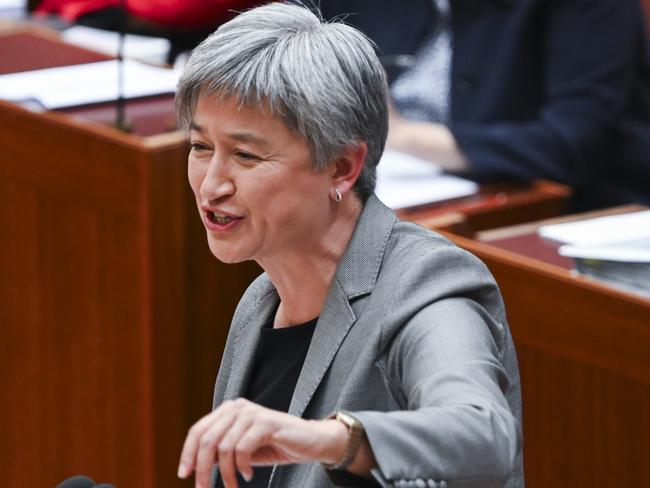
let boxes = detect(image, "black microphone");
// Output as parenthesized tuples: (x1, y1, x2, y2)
(55, 475, 96, 488)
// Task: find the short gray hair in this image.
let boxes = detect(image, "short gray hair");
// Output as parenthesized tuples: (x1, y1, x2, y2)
(175, 2, 388, 201)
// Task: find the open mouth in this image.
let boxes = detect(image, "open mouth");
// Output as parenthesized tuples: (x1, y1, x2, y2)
(207, 211, 234, 225)
(206, 210, 242, 227)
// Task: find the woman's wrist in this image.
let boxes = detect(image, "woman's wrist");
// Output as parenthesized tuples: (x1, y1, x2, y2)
(315, 416, 377, 478)
(315, 419, 349, 465)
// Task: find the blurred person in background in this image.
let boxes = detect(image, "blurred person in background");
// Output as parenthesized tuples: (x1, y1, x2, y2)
(320, 0, 650, 210)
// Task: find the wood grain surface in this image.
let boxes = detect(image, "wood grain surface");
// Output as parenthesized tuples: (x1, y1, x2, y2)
(0, 99, 260, 488)
(441, 231, 650, 487)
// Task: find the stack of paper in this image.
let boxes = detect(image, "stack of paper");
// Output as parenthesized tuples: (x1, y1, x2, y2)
(375, 150, 478, 209)
(0, 59, 179, 109)
(62, 26, 171, 65)
(539, 211, 650, 298)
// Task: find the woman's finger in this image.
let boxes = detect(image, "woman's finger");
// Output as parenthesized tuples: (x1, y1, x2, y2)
(178, 400, 241, 485)
(217, 409, 256, 487)
(193, 403, 242, 488)
(179, 410, 224, 478)
(233, 415, 274, 481)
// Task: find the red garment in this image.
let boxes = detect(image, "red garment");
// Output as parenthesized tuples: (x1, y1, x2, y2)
(36, 0, 118, 22)
(36, 0, 265, 28)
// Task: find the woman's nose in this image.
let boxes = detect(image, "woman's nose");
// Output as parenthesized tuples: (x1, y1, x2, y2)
(199, 155, 235, 202)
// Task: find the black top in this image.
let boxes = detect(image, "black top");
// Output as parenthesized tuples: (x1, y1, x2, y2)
(216, 317, 318, 488)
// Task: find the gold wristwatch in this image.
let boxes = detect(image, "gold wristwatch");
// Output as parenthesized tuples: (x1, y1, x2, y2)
(323, 411, 364, 470)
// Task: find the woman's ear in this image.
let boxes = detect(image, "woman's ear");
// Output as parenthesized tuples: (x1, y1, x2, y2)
(331, 142, 368, 197)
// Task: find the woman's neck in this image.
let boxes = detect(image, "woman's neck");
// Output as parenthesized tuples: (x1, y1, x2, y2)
(258, 197, 363, 328)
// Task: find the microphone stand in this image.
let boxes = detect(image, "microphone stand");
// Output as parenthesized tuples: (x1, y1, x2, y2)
(114, 0, 131, 132)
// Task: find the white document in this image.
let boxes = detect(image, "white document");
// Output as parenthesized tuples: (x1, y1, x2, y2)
(0, 59, 179, 109)
(538, 210, 650, 246)
(62, 26, 171, 65)
(0, 0, 25, 18)
(559, 242, 650, 263)
(0, 0, 25, 9)
(375, 150, 478, 209)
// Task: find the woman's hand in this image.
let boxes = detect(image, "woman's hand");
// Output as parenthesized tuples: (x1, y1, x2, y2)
(178, 398, 349, 488)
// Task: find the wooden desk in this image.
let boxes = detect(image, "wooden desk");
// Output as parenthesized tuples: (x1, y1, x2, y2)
(435, 210, 650, 488)
(399, 179, 571, 236)
(0, 31, 261, 488)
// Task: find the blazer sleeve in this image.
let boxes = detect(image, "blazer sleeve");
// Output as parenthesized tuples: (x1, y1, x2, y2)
(452, 0, 642, 185)
(351, 297, 520, 487)
(347, 238, 522, 487)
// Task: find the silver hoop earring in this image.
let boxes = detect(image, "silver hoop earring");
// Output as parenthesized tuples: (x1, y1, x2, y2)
(334, 188, 342, 202)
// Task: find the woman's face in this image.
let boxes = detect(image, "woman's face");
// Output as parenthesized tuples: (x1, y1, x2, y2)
(188, 95, 334, 264)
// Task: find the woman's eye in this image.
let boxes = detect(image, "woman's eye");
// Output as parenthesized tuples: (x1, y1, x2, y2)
(190, 142, 209, 152)
(235, 151, 261, 161)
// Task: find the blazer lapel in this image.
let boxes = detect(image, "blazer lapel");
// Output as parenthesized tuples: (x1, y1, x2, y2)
(222, 284, 279, 401)
(288, 195, 397, 417)
(288, 279, 355, 417)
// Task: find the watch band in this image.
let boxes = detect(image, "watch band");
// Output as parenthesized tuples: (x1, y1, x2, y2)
(323, 411, 364, 470)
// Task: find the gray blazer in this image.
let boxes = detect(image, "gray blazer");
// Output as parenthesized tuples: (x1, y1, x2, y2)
(212, 195, 524, 488)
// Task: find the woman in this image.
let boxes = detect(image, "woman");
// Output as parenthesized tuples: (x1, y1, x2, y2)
(175, 3, 523, 488)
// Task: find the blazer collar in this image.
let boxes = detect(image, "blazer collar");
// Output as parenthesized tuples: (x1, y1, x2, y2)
(222, 279, 278, 402)
(331, 194, 397, 300)
(288, 195, 396, 416)
(223, 194, 397, 414)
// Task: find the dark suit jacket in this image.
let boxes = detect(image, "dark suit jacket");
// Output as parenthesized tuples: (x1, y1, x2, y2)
(319, 0, 650, 208)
